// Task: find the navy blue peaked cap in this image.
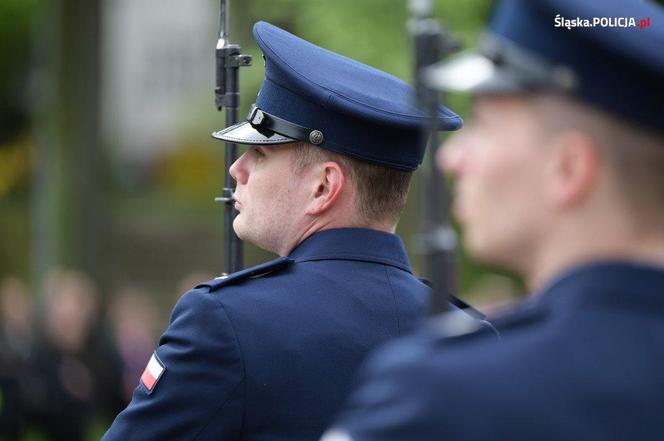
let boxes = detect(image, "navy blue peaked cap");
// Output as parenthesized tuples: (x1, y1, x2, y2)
(213, 21, 463, 171)
(425, 0, 664, 134)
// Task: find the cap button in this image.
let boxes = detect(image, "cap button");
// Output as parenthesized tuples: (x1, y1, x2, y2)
(309, 130, 325, 145)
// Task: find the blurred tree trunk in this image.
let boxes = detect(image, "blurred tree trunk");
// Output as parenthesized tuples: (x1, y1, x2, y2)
(31, 0, 105, 297)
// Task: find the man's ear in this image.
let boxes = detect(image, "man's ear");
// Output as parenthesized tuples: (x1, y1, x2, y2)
(547, 131, 600, 210)
(305, 161, 346, 216)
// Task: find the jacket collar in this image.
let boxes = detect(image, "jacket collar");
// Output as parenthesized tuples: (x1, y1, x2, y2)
(288, 228, 412, 273)
(534, 260, 664, 312)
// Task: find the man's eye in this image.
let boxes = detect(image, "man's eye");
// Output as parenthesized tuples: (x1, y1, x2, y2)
(252, 147, 265, 157)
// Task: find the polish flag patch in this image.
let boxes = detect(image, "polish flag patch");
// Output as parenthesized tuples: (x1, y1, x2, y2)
(141, 352, 165, 394)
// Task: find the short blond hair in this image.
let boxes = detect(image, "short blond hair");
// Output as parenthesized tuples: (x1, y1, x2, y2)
(291, 142, 413, 225)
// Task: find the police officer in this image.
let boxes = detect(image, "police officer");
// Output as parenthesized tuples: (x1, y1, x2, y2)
(103, 21, 472, 441)
(323, 0, 664, 440)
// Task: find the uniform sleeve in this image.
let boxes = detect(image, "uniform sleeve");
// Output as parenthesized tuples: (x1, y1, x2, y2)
(321, 338, 451, 441)
(103, 288, 244, 441)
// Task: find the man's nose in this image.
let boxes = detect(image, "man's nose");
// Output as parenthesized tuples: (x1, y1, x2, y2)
(229, 152, 249, 185)
(436, 134, 466, 175)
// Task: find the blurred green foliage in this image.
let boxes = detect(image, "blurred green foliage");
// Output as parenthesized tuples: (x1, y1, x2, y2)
(0, 0, 525, 309)
(0, 0, 38, 143)
(0, 0, 36, 284)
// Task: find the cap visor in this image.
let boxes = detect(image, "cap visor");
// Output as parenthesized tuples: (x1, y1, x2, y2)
(212, 121, 296, 145)
(423, 52, 523, 94)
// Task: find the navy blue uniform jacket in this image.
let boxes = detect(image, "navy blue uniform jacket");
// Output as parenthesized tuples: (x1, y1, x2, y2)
(103, 228, 431, 441)
(329, 261, 664, 441)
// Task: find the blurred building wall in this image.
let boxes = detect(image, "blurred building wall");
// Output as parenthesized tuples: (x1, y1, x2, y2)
(101, 0, 215, 162)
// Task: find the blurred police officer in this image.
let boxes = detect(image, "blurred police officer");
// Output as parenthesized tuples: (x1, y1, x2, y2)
(103, 21, 469, 441)
(323, 0, 664, 440)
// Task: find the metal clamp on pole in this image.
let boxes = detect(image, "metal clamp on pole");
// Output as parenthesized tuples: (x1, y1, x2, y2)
(409, 0, 462, 315)
(214, 0, 252, 274)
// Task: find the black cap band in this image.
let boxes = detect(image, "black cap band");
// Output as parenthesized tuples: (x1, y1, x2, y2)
(247, 105, 326, 145)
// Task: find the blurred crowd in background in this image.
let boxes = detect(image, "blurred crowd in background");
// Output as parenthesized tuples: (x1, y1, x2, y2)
(0, 271, 142, 440)
(0, 269, 218, 440)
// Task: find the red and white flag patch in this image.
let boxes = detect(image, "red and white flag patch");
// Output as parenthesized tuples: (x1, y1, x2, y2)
(141, 352, 165, 394)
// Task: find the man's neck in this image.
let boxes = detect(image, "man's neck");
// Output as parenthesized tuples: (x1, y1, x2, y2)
(527, 228, 664, 293)
(277, 217, 397, 257)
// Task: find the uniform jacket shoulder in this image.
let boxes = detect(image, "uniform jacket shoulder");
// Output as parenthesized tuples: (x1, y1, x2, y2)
(195, 256, 294, 293)
(422, 296, 547, 348)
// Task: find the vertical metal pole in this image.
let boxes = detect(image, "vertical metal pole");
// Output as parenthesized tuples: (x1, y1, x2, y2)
(215, 0, 250, 274)
(409, 0, 460, 314)
(223, 69, 242, 273)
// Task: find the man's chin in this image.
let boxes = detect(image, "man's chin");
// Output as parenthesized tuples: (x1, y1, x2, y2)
(232, 221, 263, 249)
(465, 235, 496, 264)
(232, 219, 248, 241)
(466, 237, 515, 271)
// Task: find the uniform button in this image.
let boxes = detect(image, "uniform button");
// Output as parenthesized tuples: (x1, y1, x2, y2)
(309, 130, 325, 145)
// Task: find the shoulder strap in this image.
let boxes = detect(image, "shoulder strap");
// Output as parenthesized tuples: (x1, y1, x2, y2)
(418, 277, 487, 320)
(196, 256, 294, 292)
